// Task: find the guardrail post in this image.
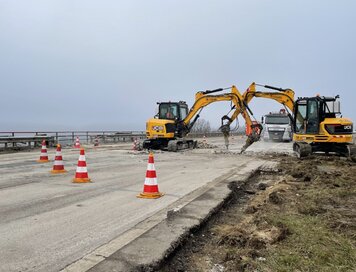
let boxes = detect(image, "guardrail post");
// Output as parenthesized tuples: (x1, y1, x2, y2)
(55, 132, 59, 144)
(11, 132, 15, 147)
(71, 132, 74, 145)
(86, 132, 89, 144)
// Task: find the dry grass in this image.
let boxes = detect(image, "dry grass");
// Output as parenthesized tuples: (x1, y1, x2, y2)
(261, 214, 356, 272)
(160, 156, 356, 272)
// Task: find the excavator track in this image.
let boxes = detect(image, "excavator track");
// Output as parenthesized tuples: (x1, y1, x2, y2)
(167, 139, 196, 152)
(293, 142, 312, 158)
(347, 145, 356, 162)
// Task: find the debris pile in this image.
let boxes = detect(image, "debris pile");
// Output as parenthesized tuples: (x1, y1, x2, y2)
(195, 139, 218, 149)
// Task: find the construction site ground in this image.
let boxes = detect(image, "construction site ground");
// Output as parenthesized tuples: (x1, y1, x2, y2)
(161, 145, 356, 271)
(0, 136, 355, 272)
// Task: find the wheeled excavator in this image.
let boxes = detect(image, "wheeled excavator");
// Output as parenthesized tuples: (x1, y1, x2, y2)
(143, 86, 263, 152)
(243, 82, 356, 160)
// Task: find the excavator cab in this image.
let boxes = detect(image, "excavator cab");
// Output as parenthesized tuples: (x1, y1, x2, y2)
(294, 96, 343, 135)
(157, 102, 189, 121)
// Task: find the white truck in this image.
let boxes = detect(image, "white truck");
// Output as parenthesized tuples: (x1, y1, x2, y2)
(262, 109, 292, 142)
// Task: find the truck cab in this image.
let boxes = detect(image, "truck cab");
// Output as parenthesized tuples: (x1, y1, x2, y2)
(262, 109, 292, 142)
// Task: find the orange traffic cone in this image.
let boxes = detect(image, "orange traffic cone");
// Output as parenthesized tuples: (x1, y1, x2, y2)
(73, 148, 91, 183)
(74, 137, 81, 148)
(51, 144, 67, 174)
(37, 140, 49, 163)
(137, 152, 164, 199)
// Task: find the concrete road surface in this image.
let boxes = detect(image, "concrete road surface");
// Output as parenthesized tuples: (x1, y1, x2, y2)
(0, 138, 289, 272)
(205, 135, 294, 154)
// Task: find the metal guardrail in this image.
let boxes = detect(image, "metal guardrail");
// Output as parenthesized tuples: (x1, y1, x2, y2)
(0, 131, 146, 150)
(0, 136, 56, 149)
(0, 130, 244, 151)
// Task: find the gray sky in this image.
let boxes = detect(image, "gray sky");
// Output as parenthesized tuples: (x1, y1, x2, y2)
(1, 0, 355, 131)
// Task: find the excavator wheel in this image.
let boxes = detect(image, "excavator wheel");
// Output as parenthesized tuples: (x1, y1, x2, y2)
(347, 145, 356, 162)
(293, 142, 312, 158)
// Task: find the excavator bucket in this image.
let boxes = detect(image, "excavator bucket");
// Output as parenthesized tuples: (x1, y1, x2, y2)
(240, 123, 263, 153)
(220, 124, 231, 149)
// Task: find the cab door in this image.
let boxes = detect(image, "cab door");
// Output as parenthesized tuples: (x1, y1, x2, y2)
(294, 99, 307, 134)
(305, 99, 319, 134)
(294, 98, 319, 135)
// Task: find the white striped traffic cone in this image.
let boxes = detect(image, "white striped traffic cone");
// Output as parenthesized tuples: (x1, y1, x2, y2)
(137, 152, 163, 199)
(51, 144, 67, 174)
(74, 137, 81, 148)
(73, 148, 91, 183)
(37, 140, 49, 163)
(203, 135, 207, 147)
(132, 138, 138, 151)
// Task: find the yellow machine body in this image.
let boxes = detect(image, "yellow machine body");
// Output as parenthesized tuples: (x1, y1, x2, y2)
(293, 117, 353, 144)
(146, 118, 175, 139)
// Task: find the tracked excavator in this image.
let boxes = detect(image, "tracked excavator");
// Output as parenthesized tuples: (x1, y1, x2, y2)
(143, 86, 263, 152)
(243, 82, 356, 160)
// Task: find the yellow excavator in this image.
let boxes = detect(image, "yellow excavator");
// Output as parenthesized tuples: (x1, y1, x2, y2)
(143, 86, 263, 151)
(143, 82, 355, 160)
(243, 82, 355, 160)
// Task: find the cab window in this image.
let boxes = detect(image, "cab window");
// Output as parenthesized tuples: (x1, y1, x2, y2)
(159, 104, 178, 120)
(295, 101, 307, 133)
(180, 106, 188, 120)
(306, 100, 319, 134)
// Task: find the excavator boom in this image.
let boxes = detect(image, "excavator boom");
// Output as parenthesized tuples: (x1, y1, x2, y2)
(243, 82, 295, 113)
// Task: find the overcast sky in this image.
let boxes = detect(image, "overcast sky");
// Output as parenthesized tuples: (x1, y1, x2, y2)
(0, 0, 355, 131)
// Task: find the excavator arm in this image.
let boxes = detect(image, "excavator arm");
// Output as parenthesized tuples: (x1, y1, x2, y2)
(178, 86, 253, 135)
(244, 82, 295, 113)
(177, 85, 262, 151)
(183, 86, 245, 124)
